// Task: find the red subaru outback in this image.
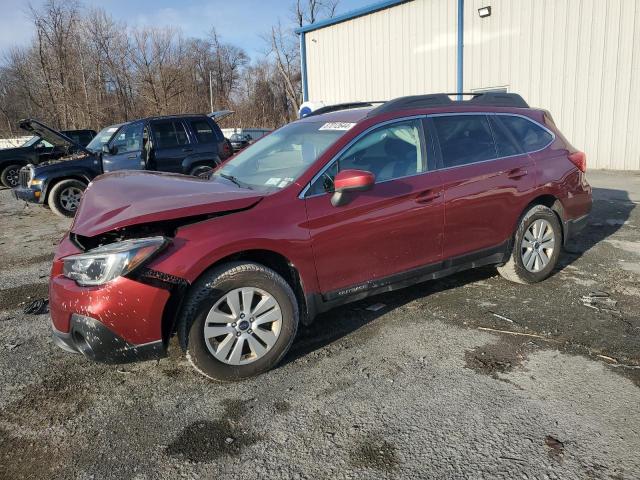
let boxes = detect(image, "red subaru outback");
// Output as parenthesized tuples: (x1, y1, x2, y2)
(49, 93, 591, 380)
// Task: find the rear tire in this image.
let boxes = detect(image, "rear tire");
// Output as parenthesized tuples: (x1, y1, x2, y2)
(189, 164, 215, 177)
(497, 204, 562, 284)
(48, 179, 86, 218)
(178, 262, 299, 381)
(1, 164, 23, 188)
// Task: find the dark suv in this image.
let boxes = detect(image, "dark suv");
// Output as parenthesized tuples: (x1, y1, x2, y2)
(48, 93, 591, 380)
(14, 114, 232, 217)
(0, 119, 95, 188)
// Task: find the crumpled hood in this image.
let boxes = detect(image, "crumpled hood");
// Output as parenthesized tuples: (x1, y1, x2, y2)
(72, 171, 264, 237)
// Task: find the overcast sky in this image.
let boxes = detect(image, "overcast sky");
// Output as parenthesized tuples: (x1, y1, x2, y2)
(0, 0, 373, 59)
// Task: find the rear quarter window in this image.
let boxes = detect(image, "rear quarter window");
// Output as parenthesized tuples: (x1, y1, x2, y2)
(432, 115, 497, 168)
(499, 115, 553, 153)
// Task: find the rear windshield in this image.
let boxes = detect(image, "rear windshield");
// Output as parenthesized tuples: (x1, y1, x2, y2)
(214, 121, 349, 192)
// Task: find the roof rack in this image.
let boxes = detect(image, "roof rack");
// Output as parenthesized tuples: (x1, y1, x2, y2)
(366, 92, 529, 117)
(304, 101, 384, 117)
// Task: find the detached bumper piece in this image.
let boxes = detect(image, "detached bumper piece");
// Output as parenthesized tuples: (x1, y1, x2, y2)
(13, 187, 42, 203)
(52, 314, 165, 364)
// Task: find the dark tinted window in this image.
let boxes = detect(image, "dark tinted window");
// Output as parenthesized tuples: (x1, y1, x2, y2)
(151, 121, 189, 149)
(499, 115, 553, 152)
(489, 116, 521, 157)
(433, 115, 496, 168)
(190, 120, 215, 144)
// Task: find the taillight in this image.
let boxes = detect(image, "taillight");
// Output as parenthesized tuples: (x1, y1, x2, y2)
(568, 151, 586, 172)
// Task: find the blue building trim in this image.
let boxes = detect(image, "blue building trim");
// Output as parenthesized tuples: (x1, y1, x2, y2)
(457, 0, 464, 98)
(294, 0, 411, 34)
(300, 34, 309, 102)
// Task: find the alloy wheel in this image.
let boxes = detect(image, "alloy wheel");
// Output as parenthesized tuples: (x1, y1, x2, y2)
(521, 218, 555, 272)
(59, 186, 83, 212)
(6, 168, 19, 187)
(204, 287, 282, 365)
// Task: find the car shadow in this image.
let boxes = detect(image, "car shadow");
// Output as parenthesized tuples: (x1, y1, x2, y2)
(558, 187, 635, 269)
(284, 186, 636, 365)
(284, 266, 497, 366)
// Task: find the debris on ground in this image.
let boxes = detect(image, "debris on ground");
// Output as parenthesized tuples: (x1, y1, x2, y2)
(23, 298, 49, 315)
(580, 291, 619, 313)
(365, 303, 386, 312)
(545, 435, 565, 461)
(3, 342, 21, 351)
(488, 311, 514, 323)
(477, 326, 559, 343)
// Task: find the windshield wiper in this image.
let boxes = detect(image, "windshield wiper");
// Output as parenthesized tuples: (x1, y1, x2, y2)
(218, 173, 253, 190)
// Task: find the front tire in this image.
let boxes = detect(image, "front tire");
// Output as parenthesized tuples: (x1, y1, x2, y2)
(178, 262, 299, 381)
(497, 204, 562, 284)
(1, 164, 23, 188)
(48, 179, 86, 217)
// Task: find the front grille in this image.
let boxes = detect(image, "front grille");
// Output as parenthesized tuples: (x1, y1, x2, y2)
(19, 167, 31, 188)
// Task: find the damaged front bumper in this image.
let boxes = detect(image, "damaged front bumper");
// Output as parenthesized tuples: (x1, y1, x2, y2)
(51, 314, 165, 363)
(13, 186, 44, 204)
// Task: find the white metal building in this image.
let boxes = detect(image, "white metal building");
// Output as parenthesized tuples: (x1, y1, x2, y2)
(297, 0, 640, 170)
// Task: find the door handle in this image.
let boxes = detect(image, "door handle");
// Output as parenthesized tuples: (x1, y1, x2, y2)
(182, 147, 193, 152)
(507, 168, 528, 179)
(415, 190, 442, 204)
(127, 154, 137, 159)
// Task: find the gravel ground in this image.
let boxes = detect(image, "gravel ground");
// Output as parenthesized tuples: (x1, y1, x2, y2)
(0, 170, 639, 480)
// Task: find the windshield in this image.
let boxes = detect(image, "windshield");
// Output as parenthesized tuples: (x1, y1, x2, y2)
(21, 136, 53, 148)
(86, 125, 121, 152)
(214, 121, 349, 191)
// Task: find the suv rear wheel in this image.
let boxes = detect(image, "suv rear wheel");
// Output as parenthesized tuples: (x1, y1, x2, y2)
(497, 204, 562, 284)
(48, 179, 86, 217)
(1, 164, 23, 188)
(178, 262, 299, 381)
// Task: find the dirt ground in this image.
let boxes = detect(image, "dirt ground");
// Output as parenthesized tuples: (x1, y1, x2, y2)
(1, 170, 639, 479)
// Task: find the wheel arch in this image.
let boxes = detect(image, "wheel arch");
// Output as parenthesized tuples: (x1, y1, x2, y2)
(521, 194, 566, 243)
(165, 248, 312, 345)
(43, 175, 90, 202)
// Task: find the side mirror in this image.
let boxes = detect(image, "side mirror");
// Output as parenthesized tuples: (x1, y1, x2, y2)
(331, 169, 375, 207)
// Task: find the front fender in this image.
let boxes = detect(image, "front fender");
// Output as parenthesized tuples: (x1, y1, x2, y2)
(41, 169, 97, 198)
(147, 193, 320, 296)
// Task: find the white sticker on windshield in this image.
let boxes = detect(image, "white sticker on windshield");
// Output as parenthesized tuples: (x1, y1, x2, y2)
(265, 177, 281, 185)
(319, 122, 356, 131)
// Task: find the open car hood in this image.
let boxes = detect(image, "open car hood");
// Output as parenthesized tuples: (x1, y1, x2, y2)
(71, 171, 265, 237)
(207, 110, 234, 122)
(18, 118, 91, 154)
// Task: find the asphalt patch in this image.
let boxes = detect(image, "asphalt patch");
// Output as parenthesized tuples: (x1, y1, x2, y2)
(464, 338, 531, 379)
(0, 428, 64, 480)
(0, 283, 49, 311)
(349, 434, 399, 472)
(274, 400, 291, 413)
(166, 419, 261, 462)
(166, 398, 261, 462)
(0, 253, 53, 271)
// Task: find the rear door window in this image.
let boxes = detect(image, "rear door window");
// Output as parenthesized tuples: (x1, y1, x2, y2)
(489, 116, 522, 157)
(151, 120, 190, 149)
(432, 115, 497, 168)
(498, 115, 553, 153)
(190, 120, 216, 144)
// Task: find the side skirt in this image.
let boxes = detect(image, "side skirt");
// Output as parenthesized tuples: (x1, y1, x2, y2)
(312, 242, 509, 315)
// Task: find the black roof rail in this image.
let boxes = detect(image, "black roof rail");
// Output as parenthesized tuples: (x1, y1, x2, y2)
(304, 101, 384, 117)
(366, 92, 529, 117)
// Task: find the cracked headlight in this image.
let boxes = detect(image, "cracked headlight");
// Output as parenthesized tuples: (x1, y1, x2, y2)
(63, 236, 168, 286)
